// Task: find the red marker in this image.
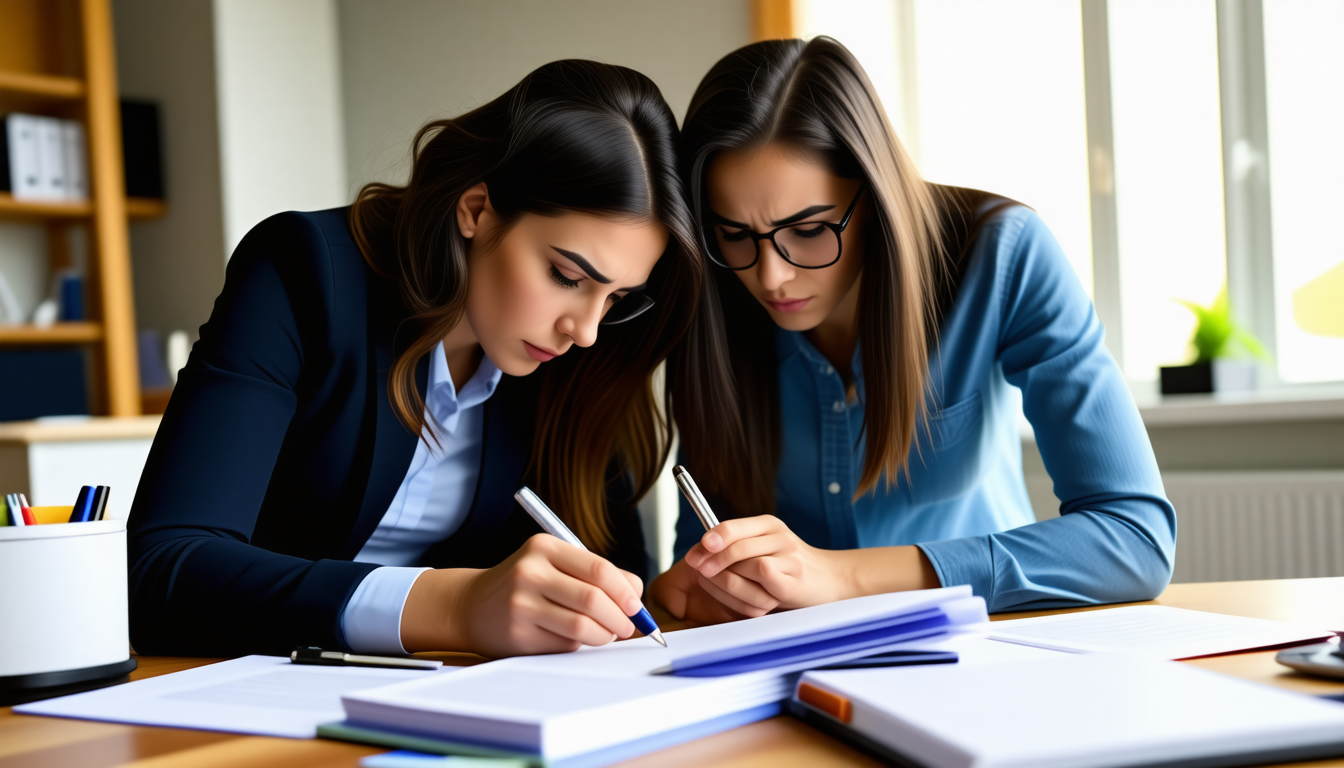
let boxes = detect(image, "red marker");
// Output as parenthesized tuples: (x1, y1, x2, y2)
(19, 493, 35, 525)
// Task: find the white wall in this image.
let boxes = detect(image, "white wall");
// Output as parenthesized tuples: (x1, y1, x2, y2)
(337, 0, 751, 194)
(213, 0, 349, 259)
(114, 0, 227, 340)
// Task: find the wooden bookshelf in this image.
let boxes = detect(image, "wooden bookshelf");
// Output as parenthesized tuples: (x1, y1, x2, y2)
(0, 321, 102, 344)
(0, 70, 84, 99)
(0, 192, 166, 221)
(0, 0, 147, 416)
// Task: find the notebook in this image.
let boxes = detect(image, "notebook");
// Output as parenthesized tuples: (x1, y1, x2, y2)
(336, 586, 986, 766)
(791, 653, 1344, 768)
(988, 605, 1334, 659)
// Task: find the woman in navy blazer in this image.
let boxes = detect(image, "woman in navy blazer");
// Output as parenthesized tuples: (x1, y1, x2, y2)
(128, 61, 703, 658)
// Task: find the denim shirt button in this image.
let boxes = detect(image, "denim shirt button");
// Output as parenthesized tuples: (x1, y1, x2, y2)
(828, 481, 841, 495)
(822, 365, 835, 375)
(832, 400, 845, 413)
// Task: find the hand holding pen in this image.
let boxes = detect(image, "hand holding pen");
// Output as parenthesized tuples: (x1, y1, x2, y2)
(399, 488, 662, 657)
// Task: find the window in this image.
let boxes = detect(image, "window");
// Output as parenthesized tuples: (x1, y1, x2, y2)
(1263, 0, 1344, 383)
(791, 0, 1344, 386)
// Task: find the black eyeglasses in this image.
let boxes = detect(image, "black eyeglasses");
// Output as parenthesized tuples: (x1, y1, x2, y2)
(599, 292, 654, 325)
(705, 182, 867, 270)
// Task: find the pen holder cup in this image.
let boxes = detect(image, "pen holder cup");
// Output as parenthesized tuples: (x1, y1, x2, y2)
(0, 519, 136, 695)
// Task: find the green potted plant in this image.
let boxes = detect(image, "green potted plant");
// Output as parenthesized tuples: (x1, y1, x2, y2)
(1159, 287, 1269, 394)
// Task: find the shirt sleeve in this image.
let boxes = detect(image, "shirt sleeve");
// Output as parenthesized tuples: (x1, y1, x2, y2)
(917, 210, 1176, 612)
(341, 567, 431, 653)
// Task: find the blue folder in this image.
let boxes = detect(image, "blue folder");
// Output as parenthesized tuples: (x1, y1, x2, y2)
(666, 607, 956, 677)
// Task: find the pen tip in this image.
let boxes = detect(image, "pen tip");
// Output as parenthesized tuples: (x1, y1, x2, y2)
(651, 631, 668, 648)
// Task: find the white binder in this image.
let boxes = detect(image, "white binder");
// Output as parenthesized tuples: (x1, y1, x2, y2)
(36, 116, 67, 200)
(6, 114, 43, 199)
(61, 120, 88, 200)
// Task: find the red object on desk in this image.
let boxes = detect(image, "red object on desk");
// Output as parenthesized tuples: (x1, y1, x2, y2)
(20, 506, 35, 525)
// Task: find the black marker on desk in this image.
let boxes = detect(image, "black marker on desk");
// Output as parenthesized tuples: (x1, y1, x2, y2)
(514, 486, 668, 647)
(291, 647, 442, 670)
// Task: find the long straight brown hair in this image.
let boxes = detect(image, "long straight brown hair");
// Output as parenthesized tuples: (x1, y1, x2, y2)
(670, 37, 997, 516)
(350, 60, 702, 552)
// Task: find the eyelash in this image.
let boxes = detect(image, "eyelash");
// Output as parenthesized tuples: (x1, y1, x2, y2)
(550, 263, 625, 304)
(550, 264, 581, 289)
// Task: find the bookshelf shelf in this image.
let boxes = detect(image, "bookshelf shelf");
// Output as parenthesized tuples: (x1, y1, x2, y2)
(0, 0, 143, 415)
(0, 193, 166, 221)
(0, 322, 102, 345)
(0, 70, 85, 99)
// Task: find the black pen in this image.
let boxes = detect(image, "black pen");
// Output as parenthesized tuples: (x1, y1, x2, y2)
(290, 647, 442, 670)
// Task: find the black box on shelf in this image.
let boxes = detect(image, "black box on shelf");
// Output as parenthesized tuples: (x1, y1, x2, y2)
(120, 99, 165, 200)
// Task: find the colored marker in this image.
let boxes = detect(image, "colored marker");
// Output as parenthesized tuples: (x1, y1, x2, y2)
(4, 494, 22, 527)
(92, 486, 110, 521)
(69, 486, 95, 522)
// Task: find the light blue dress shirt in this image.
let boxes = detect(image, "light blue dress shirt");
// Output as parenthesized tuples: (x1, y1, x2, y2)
(341, 341, 502, 653)
(675, 206, 1176, 612)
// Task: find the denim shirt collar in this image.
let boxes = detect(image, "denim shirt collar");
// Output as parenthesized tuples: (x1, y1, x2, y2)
(775, 326, 866, 404)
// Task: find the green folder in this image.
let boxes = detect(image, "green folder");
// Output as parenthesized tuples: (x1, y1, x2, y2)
(316, 721, 545, 767)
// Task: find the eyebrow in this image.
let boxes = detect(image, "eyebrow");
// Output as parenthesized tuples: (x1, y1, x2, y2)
(551, 246, 647, 292)
(710, 204, 837, 230)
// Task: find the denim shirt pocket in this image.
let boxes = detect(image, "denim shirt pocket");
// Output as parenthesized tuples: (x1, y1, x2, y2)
(901, 391, 985, 507)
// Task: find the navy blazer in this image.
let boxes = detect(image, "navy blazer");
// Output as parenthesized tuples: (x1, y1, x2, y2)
(127, 208, 648, 657)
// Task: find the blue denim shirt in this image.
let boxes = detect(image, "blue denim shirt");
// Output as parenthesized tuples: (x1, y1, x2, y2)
(675, 206, 1176, 612)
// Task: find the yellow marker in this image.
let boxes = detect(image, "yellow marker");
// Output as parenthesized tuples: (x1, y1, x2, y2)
(30, 506, 76, 524)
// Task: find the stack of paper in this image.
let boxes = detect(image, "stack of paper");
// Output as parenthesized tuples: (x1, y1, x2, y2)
(336, 586, 986, 766)
(792, 653, 1344, 768)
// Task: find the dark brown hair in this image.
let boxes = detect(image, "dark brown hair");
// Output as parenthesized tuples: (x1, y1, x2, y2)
(350, 60, 701, 551)
(670, 37, 1004, 515)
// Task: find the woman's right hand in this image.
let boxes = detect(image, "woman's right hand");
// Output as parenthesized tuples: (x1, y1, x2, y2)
(401, 533, 646, 657)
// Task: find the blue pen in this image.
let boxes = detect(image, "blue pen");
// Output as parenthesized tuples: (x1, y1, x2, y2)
(514, 486, 667, 648)
(68, 486, 95, 522)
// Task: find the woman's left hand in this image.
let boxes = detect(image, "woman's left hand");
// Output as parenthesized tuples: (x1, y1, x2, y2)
(683, 515, 940, 616)
(682, 516, 850, 616)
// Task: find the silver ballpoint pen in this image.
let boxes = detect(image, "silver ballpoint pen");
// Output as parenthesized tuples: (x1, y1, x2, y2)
(673, 465, 721, 531)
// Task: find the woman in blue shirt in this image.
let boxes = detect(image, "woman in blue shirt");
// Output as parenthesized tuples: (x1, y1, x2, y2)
(129, 61, 700, 658)
(654, 38, 1175, 622)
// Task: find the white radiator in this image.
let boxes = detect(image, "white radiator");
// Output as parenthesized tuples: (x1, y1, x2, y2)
(1167, 471, 1344, 583)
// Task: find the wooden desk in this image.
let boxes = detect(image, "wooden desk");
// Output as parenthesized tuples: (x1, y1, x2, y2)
(4, 578, 1343, 768)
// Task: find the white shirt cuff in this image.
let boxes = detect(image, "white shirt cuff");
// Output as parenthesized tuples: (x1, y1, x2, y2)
(340, 566, 431, 654)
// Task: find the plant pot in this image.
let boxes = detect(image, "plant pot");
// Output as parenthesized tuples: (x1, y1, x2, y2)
(1159, 360, 1258, 395)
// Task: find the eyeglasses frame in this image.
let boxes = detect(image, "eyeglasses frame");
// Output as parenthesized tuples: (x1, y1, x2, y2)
(704, 181, 868, 271)
(598, 291, 655, 325)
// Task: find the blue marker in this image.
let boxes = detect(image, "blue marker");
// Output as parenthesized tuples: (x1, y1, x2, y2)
(514, 486, 667, 648)
(68, 486, 95, 522)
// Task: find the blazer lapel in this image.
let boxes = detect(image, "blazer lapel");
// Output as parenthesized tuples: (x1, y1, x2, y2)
(341, 282, 427, 560)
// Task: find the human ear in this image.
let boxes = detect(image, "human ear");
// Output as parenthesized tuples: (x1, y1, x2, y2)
(456, 182, 492, 239)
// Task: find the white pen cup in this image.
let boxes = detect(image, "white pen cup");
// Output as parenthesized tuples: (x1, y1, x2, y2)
(0, 518, 136, 698)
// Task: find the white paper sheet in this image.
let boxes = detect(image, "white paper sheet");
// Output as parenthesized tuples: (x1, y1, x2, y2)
(987, 605, 1334, 659)
(14, 654, 455, 738)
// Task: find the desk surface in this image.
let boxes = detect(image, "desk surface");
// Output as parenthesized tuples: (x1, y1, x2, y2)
(4, 578, 1343, 768)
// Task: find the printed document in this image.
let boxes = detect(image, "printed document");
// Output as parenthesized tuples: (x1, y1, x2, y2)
(988, 605, 1333, 658)
(15, 655, 454, 738)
